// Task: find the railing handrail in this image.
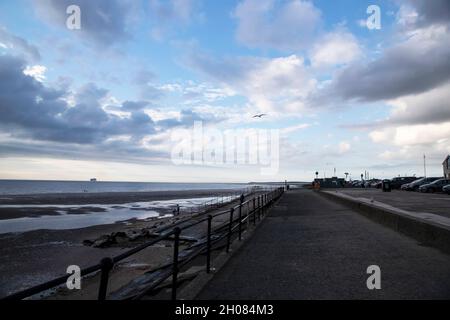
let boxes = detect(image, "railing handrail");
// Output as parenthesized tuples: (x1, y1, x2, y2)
(2, 186, 285, 301)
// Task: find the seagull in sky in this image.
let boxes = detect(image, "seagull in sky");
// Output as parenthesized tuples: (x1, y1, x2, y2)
(253, 113, 267, 118)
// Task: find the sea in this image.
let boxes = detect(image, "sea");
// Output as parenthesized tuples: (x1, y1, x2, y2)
(0, 180, 251, 196)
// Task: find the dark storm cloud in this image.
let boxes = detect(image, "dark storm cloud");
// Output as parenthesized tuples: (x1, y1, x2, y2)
(0, 139, 168, 164)
(0, 28, 41, 62)
(407, 0, 450, 27)
(0, 55, 226, 162)
(330, 41, 450, 102)
(321, 0, 450, 104)
(34, 0, 134, 46)
(121, 101, 150, 111)
(0, 56, 66, 130)
(0, 55, 155, 145)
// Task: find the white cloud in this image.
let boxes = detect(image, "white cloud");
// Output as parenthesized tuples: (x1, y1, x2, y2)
(188, 53, 317, 113)
(234, 0, 322, 51)
(338, 141, 351, 154)
(280, 123, 311, 135)
(149, 0, 201, 40)
(356, 19, 367, 28)
(310, 30, 362, 67)
(370, 122, 450, 147)
(396, 4, 419, 27)
(243, 55, 316, 112)
(23, 65, 47, 82)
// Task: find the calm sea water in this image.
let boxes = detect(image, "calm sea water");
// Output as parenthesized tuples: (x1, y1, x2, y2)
(0, 180, 250, 195)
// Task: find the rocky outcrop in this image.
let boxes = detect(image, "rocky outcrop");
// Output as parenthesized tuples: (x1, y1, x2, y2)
(83, 229, 154, 248)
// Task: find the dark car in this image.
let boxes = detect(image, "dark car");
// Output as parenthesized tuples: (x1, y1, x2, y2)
(443, 184, 450, 195)
(400, 182, 412, 190)
(419, 178, 450, 193)
(390, 176, 420, 189)
(401, 177, 441, 191)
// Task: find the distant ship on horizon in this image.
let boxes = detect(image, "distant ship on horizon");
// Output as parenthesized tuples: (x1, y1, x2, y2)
(90, 178, 97, 182)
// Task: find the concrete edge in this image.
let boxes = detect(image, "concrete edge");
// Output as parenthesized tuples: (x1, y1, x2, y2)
(178, 200, 280, 300)
(318, 190, 450, 255)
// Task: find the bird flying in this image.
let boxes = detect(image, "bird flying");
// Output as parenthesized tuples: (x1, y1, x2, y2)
(253, 114, 267, 118)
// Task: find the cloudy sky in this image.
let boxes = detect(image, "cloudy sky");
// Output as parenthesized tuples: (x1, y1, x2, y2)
(0, 0, 449, 182)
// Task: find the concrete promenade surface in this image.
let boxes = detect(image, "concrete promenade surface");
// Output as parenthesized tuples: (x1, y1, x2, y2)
(196, 189, 450, 299)
(334, 188, 450, 218)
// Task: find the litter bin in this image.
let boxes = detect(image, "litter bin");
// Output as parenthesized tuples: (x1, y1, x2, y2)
(382, 179, 391, 192)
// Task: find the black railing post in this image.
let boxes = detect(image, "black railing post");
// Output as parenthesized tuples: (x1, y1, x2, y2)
(172, 227, 181, 300)
(257, 195, 261, 220)
(248, 201, 252, 226)
(98, 257, 114, 300)
(238, 202, 242, 241)
(206, 215, 212, 273)
(253, 197, 256, 225)
(226, 208, 234, 253)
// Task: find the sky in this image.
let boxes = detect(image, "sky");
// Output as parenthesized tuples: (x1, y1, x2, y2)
(0, 0, 449, 182)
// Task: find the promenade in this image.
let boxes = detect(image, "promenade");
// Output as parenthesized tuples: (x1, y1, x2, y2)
(197, 189, 450, 299)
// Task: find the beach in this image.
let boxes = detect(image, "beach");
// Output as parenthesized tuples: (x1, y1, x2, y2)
(0, 188, 249, 298)
(0, 189, 243, 219)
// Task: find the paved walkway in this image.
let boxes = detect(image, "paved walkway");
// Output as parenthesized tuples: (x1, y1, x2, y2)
(336, 188, 450, 218)
(197, 189, 450, 299)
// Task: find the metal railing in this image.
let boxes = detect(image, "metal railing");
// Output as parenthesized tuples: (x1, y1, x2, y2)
(182, 186, 261, 215)
(3, 187, 285, 300)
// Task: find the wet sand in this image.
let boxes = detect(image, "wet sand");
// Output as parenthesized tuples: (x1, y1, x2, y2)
(0, 189, 238, 205)
(0, 189, 239, 219)
(0, 188, 242, 298)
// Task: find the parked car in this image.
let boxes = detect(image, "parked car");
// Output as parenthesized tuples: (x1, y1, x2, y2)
(401, 177, 441, 191)
(400, 182, 412, 190)
(419, 178, 450, 193)
(390, 176, 420, 189)
(443, 184, 450, 195)
(365, 179, 381, 188)
(370, 179, 381, 188)
(351, 180, 362, 187)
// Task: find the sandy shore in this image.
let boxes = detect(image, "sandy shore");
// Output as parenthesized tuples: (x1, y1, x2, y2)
(0, 189, 239, 219)
(0, 189, 238, 205)
(0, 188, 243, 298)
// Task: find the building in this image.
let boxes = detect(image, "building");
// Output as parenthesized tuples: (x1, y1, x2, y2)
(443, 155, 450, 179)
